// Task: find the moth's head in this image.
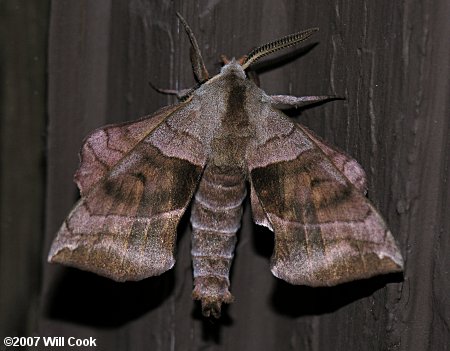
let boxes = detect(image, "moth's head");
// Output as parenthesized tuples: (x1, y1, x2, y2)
(219, 58, 247, 80)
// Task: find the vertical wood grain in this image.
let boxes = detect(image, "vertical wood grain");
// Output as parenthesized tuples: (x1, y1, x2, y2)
(0, 0, 49, 338)
(29, 0, 450, 350)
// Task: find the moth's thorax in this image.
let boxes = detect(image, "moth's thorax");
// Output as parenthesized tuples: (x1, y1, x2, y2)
(215, 76, 254, 171)
(187, 61, 258, 173)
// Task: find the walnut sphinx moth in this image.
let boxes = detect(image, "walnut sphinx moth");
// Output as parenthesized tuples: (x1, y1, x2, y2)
(49, 13, 403, 318)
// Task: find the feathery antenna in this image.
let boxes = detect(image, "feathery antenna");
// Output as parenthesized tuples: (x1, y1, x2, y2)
(241, 28, 318, 70)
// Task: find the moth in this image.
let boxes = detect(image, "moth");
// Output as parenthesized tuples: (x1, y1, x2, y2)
(49, 13, 403, 318)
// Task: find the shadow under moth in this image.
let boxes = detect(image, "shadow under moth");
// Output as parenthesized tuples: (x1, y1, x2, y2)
(49, 13, 403, 318)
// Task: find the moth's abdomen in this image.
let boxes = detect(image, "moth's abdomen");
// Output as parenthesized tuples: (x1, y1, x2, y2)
(190, 165, 246, 317)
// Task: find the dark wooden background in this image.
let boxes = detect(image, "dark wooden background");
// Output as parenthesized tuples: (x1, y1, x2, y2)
(1, 0, 449, 350)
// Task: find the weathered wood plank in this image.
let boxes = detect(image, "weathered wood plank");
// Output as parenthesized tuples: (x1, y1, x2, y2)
(38, 0, 449, 350)
(0, 0, 49, 338)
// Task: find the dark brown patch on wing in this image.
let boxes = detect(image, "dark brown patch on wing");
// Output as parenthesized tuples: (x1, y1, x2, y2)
(251, 149, 360, 223)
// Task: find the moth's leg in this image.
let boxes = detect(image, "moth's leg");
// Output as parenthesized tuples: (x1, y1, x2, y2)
(154, 88, 193, 99)
(269, 94, 337, 109)
(149, 82, 196, 101)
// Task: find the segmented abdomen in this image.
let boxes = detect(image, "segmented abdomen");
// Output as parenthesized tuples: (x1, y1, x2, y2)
(190, 164, 246, 317)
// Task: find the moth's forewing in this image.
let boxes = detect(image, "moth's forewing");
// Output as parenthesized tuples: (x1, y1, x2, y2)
(49, 103, 205, 281)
